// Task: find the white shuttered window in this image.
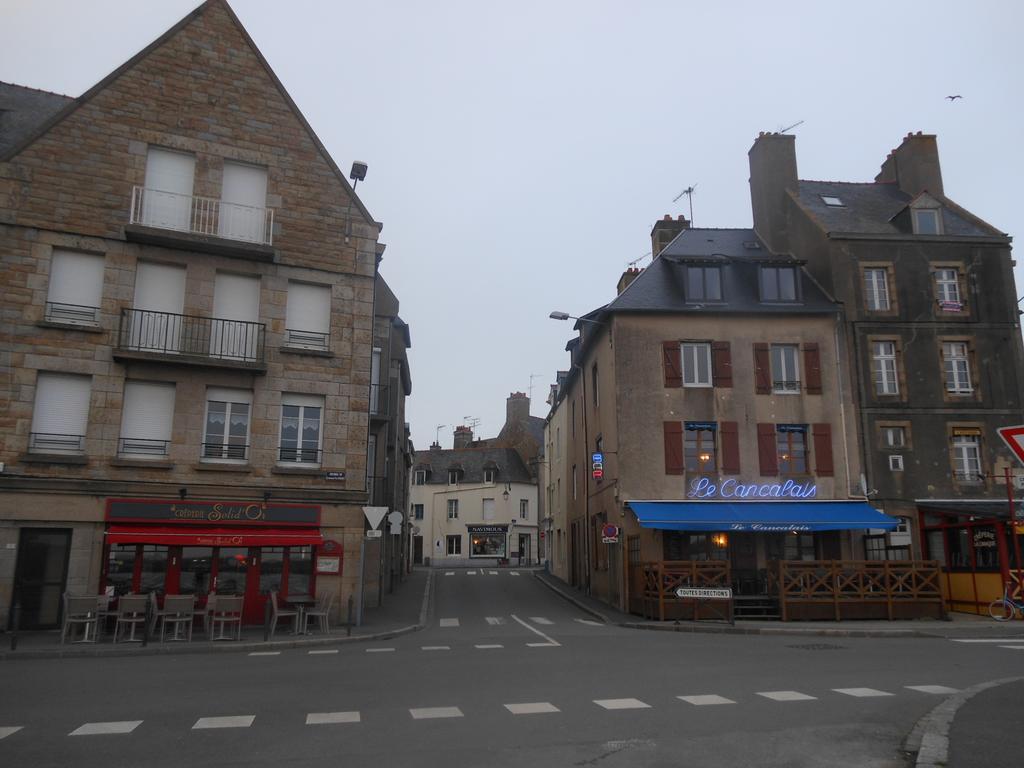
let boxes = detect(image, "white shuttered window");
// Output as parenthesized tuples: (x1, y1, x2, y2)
(285, 282, 331, 350)
(142, 148, 195, 231)
(219, 161, 268, 243)
(46, 250, 105, 324)
(119, 381, 176, 457)
(30, 372, 92, 453)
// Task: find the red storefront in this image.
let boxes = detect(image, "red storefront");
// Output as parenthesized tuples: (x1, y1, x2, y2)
(101, 498, 330, 624)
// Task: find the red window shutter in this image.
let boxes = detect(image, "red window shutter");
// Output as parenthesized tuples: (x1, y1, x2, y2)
(720, 421, 740, 474)
(803, 343, 822, 395)
(662, 341, 682, 388)
(813, 422, 834, 476)
(753, 343, 771, 394)
(663, 421, 685, 475)
(757, 423, 778, 476)
(712, 341, 733, 388)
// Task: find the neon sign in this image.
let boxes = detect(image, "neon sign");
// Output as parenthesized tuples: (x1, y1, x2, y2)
(686, 477, 818, 500)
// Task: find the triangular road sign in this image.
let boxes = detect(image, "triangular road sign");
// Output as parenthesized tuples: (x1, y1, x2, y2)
(997, 425, 1024, 466)
(363, 506, 388, 530)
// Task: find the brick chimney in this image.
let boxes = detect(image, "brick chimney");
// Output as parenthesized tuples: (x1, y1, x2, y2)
(506, 392, 530, 426)
(874, 131, 943, 197)
(650, 214, 690, 257)
(748, 132, 798, 254)
(453, 425, 474, 449)
(617, 266, 643, 295)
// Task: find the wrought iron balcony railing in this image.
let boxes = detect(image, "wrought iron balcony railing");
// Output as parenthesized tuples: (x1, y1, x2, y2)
(201, 442, 250, 461)
(29, 432, 84, 453)
(369, 383, 389, 417)
(117, 308, 266, 366)
(129, 186, 274, 246)
(117, 437, 170, 458)
(278, 446, 322, 465)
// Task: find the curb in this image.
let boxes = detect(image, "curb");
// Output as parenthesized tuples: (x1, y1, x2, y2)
(903, 675, 1024, 767)
(532, 571, 611, 623)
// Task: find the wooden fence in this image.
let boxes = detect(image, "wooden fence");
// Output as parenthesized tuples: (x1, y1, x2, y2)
(640, 561, 731, 621)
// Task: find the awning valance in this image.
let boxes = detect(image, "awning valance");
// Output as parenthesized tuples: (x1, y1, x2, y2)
(628, 500, 898, 532)
(106, 525, 323, 547)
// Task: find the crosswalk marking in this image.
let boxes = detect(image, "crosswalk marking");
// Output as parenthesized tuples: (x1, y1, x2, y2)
(192, 715, 255, 730)
(439, 618, 460, 627)
(0, 727, 22, 740)
(906, 685, 959, 694)
(757, 690, 816, 702)
(833, 688, 893, 698)
(306, 712, 360, 725)
(512, 614, 560, 646)
(527, 642, 558, 647)
(475, 644, 504, 649)
(505, 702, 560, 715)
(594, 698, 650, 710)
(510, 571, 520, 576)
(444, 571, 455, 576)
(467, 571, 477, 576)
(485, 616, 506, 625)
(528, 616, 553, 625)
(366, 647, 395, 653)
(410, 707, 463, 720)
(249, 651, 280, 656)
(69, 721, 143, 736)
(422, 645, 450, 651)
(489, 571, 499, 575)
(308, 649, 338, 655)
(678, 695, 735, 706)
(574, 618, 603, 626)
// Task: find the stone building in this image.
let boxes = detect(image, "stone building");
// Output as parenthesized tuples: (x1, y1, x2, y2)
(0, 0, 409, 629)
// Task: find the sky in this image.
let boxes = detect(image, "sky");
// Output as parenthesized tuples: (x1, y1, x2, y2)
(3, 1, 1023, 452)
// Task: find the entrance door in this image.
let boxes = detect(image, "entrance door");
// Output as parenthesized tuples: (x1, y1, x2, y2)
(518, 534, 531, 566)
(413, 536, 423, 565)
(730, 532, 759, 595)
(11, 528, 72, 630)
(215, 546, 263, 623)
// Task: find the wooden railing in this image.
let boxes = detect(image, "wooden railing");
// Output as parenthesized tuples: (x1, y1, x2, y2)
(640, 561, 730, 621)
(768, 560, 945, 621)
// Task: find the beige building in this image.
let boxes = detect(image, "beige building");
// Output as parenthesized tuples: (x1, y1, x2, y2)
(0, 1, 408, 628)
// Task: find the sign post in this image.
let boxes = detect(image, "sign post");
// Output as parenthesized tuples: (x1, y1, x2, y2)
(673, 586, 734, 625)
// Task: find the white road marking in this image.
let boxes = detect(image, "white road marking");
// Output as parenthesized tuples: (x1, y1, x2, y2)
(512, 614, 560, 646)
(467, 571, 477, 576)
(906, 685, 960, 695)
(422, 645, 450, 651)
(527, 642, 559, 647)
(410, 707, 463, 720)
(833, 688, 894, 698)
(444, 572, 455, 576)
(439, 618, 460, 627)
(308, 649, 338, 655)
(757, 690, 817, 702)
(485, 616, 506, 625)
(192, 715, 255, 730)
(528, 616, 554, 625)
(505, 702, 560, 715)
(306, 711, 360, 725)
(366, 647, 395, 653)
(574, 618, 603, 626)
(248, 651, 280, 656)
(69, 721, 143, 736)
(951, 638, 1024, 643)
(594, 698, 651, 710)
(475, 644, 504, 649)
(998, 645, 1024, 650)
(0, 727, 22, 740)
(489, 571, 499, 575)
(678, 695, 735, 706)
(510, 571, 520, 576)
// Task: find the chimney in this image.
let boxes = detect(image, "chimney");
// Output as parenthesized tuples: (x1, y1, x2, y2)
(650, 213, 690, 257)
(506, 392, 530, 425)
(748, 132, 798, 253)
(452, 425, 474, 449)
(617, 266, 643, 295)
(429, 441, 442, 451)
(874, 132, 943, 197)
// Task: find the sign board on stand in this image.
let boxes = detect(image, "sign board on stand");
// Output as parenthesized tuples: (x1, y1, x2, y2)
(675, 587, 733, 600)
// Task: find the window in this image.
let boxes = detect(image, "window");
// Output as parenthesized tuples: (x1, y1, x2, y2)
(572, 465, 577, 500)
(783, 532, 815, 560)
(776, 425, 808, 475)
(414, 469, 427, 485)
(471, 531, 506, 558)
(219, 161, 268, 243)
(278, 393, 324, 464)
(448, 469, 460, 485)
(447, 499, 459, 519)
(770, 344, 800, 393)
(446, 535, 461, 556)
(820, 195, 844, 207)
(942, 342, 973, 394)
(863, 267, 891, 311)
(202, 387, 251, 460)
(889, 455, 904, 471)
(761, 265, 798, 302)
(592, 364, 599, 407)
(681, 342, 712, 387)
(285, 282, 331, 350)
(370, 347, 383, 415)
(129, 261, 186, 353)
(119, 381, 175, 457)
(29, 372, 91, 453)
(864, 536, 887, 561)
(412, 504, 424, 520)
(482, 498, 495, 521)
(872, 341, 899, 395)
(142, 147, 195, 231)
(684, 422, 717, 473)
(914, 209, 941, 235)
(685, 265, 722, 301)
(212, 272, 260, 361)
(951, 433, 981, 483)
(483, 468, 495, 484)
(45, 249, 105, 324)
(934, 268, 962, 310)
(882, 426, 906, 449)
(519, 499, 529, 520)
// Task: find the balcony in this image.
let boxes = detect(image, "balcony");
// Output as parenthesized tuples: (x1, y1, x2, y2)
(114, 308, 267, 371)
(125, 186, 275, 261)
(369, 384, 389, 420)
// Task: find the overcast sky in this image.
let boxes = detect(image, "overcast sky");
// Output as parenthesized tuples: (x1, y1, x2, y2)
(3, 1, 1023, 451)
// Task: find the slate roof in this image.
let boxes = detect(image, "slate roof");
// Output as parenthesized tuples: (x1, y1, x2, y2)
(797, 180, 999, 237)
(608, 228, 838, 315)
(0, 82, 73, 158)
(412, 446, 532, 485)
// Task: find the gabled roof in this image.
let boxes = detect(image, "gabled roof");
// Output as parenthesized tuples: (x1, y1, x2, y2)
(411, 447, 533, 485)
(0, 82, 73, 157)
(0, 0, 378, 228)
(796, 180, 999, 237)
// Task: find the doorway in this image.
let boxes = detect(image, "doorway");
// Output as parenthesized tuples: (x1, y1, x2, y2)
(518, 533, 531, 566)
(730, 532, 759, 595)
(11, 528, 72, 630)
(413, 536, 423, 565)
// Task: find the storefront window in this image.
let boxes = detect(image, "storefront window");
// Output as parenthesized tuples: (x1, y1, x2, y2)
(260, 547, 285, 595)
(106, 544, 136, 596)
(948, 527, 971, 570)
(924, 530, 946, 567)
(972, 526, 999, 571)
(217, 547, 248, 594)
(783, 533, 815, 561)
(179, 547, 214, 595)
(140, 545, 168, 594)
(288, 546, 313, 596)
(471, 533, 506, 558)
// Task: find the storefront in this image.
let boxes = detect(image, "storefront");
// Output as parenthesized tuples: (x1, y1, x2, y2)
(102, 498, 326, 624)
(467, 524, 509, 560)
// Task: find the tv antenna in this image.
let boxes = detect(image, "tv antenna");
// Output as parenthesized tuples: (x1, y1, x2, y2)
(528, 373, 543, 402)
(463, 416, 481, 432)
(628, 251, 652, 268)
(779, 119, 804, 134)
(672, 184, 697, 224)
(434, 424, 447, 445)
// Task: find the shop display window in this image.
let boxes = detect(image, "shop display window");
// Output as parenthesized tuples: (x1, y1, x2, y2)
(106, 544, 137, 596)
(216, 547, 249, 595)
(179, 547, 214, 595)
(259, 547, 285, 595)
(471, 533, 506, 558)
(140, 545, 168, 594)
(287, 546, 313, 596)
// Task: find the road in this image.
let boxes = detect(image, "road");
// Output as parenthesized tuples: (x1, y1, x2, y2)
(2, 569, 1023, 767)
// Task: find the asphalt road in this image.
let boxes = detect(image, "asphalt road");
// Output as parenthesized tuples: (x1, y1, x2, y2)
(2, 570, 1023, 767)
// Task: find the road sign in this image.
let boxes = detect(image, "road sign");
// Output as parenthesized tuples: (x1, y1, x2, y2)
(363, 506, 388, 530)
(997, 425, 1024, 466)
(675, 587, 733, 600)
(601, 523, 619, 544)
(366, 530, 382, 539)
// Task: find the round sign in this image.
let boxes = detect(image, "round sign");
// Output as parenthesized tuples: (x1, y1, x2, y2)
(601, 524, 619, 538)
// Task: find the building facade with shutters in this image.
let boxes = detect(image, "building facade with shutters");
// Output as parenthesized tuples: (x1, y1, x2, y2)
(0, 1, 401, 629)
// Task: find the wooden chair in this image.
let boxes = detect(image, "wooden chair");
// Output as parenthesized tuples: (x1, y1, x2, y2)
(60, 594, 101, 644)
(302, 591, 334, 634)
(268, 590, 299, 639)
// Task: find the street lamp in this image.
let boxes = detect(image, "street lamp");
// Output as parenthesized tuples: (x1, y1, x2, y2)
(549, 311, 603, 326)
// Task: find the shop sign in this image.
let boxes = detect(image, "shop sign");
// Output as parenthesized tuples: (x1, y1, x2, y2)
(675, 587, 733, 600)
(973, 529, 997, 549)
(467, 525, 509, 533)
(592, 452, 604, 481)
(315, 555, 341, 574)
(686, 477, 818, 500)
(106, 498, 320, 525)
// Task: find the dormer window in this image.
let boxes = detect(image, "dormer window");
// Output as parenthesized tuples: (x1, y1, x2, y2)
(483, 468, 496, 484)
(447, 468, 462, 485)
(820, 195, 844, 207)
(760, 265, 798, 302)
(685, 265, 722, 302)
(414, 469, 427, 485)
(913, 208, 941, 235)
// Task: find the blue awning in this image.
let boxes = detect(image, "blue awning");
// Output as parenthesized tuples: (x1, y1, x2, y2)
(628, 500, 899, 532)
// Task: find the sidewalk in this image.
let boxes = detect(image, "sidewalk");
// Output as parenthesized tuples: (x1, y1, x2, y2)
(0, 568, 432, 661)
(534, 569, 1024, 639)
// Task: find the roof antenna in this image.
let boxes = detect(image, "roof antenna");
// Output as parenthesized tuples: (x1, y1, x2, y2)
(672, 184, 697, 225)
(778, 120, 804, 134)
(628, 251, 652, 269)
(528, 374, 541, 403)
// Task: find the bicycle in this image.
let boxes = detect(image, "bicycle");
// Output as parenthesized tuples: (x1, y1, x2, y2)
(988, 582, 1024, 621)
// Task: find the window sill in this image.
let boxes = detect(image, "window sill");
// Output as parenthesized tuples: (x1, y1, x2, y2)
(192, 462, 252, 473)
(20, 452, 88, 465)
(37, 320, 104, 333)
(272, 465, 325, 476)
(280, 346, 333, 358)
(110, 458, 174, 469)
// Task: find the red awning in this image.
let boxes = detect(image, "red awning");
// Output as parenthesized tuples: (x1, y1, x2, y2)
(106, 525, 323, 547)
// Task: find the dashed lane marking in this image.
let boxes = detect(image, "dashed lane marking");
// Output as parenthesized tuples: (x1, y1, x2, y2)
(678, 695, 735, 706)
(505, 702, 560, 715)
(306, 712, 360, 725)
(906, 685, 960, 694)
(833, 688, 894, 698)
(249, 651, 280, 656)
(475, 644, 504, 649)
(999, 645, 1024, 650)
(489, 571, 499, 575)
(192, 715, 255, 730)
(594, 698, 651, 710)
(422, 645, 450, 651)
(439, 618, 460, 627)
(527, 642, 559, 647)
(0, 727, 22, 740)
(410, 707, 463, 720)
(757, 691, 817, 702)
(69, 721, 143, 736)
(366, 647, 395, 653)
(308, 649, 338, 655)
(951, 638, 1024, 643)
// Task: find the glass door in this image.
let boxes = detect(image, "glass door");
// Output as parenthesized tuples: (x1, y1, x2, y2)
(11, 528, 71, 629)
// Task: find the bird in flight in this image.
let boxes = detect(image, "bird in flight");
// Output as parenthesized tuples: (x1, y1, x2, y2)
(945, 95, 963, 101)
